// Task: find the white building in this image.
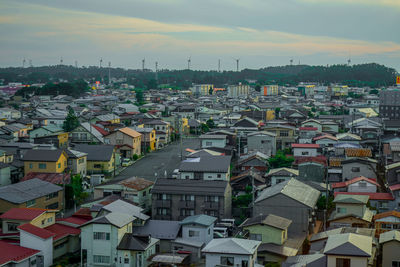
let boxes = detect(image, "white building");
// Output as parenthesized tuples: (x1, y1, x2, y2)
(228, 84, 250, 98)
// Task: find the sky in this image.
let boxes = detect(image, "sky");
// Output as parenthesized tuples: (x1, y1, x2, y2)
(0, 0, 399, 71)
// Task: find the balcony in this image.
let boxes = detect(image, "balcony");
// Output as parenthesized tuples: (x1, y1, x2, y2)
(178, 200, 195, 209)
(203, 201, 219, 210)
(154, 199, 171, 208)
(153, 214, 171, 220)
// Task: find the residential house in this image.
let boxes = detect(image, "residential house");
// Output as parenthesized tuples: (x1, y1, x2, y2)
(341, 158, 377, 182)
(313, 134, 338, 147)
(105, 127, 142, 159)
(199, 134, 227, 149)
(247, 131, 277, 156)
(142, 120, 171, 146)
(253, 178, 320, 235)
(264, 125, 296, 150)
(321, 120, 339, 134)
(202, 238, 261, 267)
(33, 132, 69, 149)
(94, 177, 154, 211)
(73, 144, 117, 175)
(301, 119, 323, 132)
(151, 178, 231, 220)
(336, 132, 362, 145)
(266, 168, 299, 186)
(389, 183, 400, 210)
(66, 149, 87, 177)
(230, 169, 265, 196)
(116, 234, 159, 267)
(237, 152, 269, 173)
(386, 162, 400, 186)
(298, 127, 318, 144)
(241, 214, 299, 265)
(323, 233, 372, 267)
(292, 143, 320, 157)
(22, 149, 68, 176)
(29, 125, 64, 142)
(0, 240, 40, 267)
(374, 211, 400, 237)
(132, 127, 157, 152)
(334, 192, 395, 213)
(297, 159, 326, 183)
(329, 194, 373, 228)
(379, 230, 400, 267)
(0, 162, 11, 186)
(70, 122, 107, 144)
(172, 214, 216, 263)
(231, 117, 259, 133)
(178, 155, 231, 181)
(332, 176, 379, 193)
(0, 178, 63, 213)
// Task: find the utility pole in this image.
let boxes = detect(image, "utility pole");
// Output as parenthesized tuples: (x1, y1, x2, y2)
(218, 59, 221, 72)
(250, 167, 255, 214)
(155, 61, 158, 81)
(113, 150, 116, 177)
(142, 58, 145, 71)
(179, 115, 183, 160)
(108, 61, 111, 86)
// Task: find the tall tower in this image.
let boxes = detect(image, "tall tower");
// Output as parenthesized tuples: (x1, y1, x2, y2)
(187, 57, 191, 70)
(142, 58, 145, 71)
(108, 61, 111, 85)
(218, 59, 221, 72)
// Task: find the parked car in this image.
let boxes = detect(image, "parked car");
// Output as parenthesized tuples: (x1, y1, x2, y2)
(122, 158, 132, 167)
(172, 169, 180, 178)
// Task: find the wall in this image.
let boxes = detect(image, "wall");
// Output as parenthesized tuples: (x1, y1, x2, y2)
(348, 181, 376, 193)
(382, 240, 400, 267)
(181, 224, 213, 245)
(31, 212, 56, 228)
(205, 253, 253, 267)
(201, 138, 226, 149)
(293, 148, 318, 157)
(24, 153, 67, 175)
(244, 224, 283, 245)
(247, 135, 276, 156)
(342, 162, 377, 181)
(0, 191, 62, 213)
(335, 203, 365, 218)
(0, 166, 11, 186)
(326, 255, 367, 267)
(20, 230, 53, 267)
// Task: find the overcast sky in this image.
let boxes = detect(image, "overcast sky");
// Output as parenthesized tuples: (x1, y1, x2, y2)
(1, 0, 399, 71)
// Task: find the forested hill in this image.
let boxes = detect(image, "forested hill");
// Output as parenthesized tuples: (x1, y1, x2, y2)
(0, 63, 397, 89)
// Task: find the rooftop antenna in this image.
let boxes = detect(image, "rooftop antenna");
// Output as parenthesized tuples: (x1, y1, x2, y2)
(108, 61, 111, 85)
(100, 58, 103, 68)
(60, 57, 63, 65)
(218, 59, 221, 72)
(347, 52, 351, 66)
(233, 58, 240, 72)
(290, 59, 293, 66)
(187, 56, 191, 70)
(22, 58, 26, 68)
(142, 58, 145, 71)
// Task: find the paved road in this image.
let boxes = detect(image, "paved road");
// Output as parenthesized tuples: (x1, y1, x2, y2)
(114, 138, 199, 182)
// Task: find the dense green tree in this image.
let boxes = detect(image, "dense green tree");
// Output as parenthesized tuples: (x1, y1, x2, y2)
(135, 89, 144, 105)
(268, 151, 294, 168)
(255, 84, 261, 92)
(63, 107, 80, 132)
(209, 86, 213, 95)
(206, 119, 215, 129)
(369, 89, 379, 95)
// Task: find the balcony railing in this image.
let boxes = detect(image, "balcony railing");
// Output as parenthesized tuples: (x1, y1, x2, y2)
(178, 200, 195, 209)
(154, 199, 171, 208)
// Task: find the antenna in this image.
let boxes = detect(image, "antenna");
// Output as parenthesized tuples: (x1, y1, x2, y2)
(155, 61, 158, 81)
(100, 58, 103, 68)
(218, 59, 221, 72)
(108, 61, 111, 85)
(187, 57, 191, 70)
(347, 52, 351, 66)
(233, 58, 240, 72)
(290, 59, 293, 66)
(60, 57, 63, 65)
(23, 58, 26, 68)
(142, 58, 145, 71)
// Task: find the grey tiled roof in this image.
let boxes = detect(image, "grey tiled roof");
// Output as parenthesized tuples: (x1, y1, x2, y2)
(73, 144, 114, 161)
(180, 214, 217, 227)
(133, 220, 181, 240)
(179, 156, 231, 173)
(0, 178, 62, 204)
(241, 214, 292, 230)
(22, 149, 64, 162)
(152, 178, 228, 196)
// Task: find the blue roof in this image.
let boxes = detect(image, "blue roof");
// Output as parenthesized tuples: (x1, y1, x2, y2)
(180, 214, 217, 227)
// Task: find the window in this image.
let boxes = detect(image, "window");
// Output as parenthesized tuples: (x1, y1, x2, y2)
(351, 167, 360, 172)
(26, 199, 35, 207)
(46, 202, 59, 209)
(337, 207, 347, 214)
(189, 230, 200, 237)
(79, 158, 85, 164)
(94, 164, 102, 168)
(124, 258, 129, 264)
(359, 182, 367, 188)
(48, 217, 52, 223)
(157, 208, 170, 215)
(93, 255, 110, 264)
(280, 131, 289, 137)
(206, 196, 219, 202)
(29, 163, 33, 169)
(301, 151, 309, 155)
(393, 261, 400, 267)
(242, 260, 249, 267)
(221, 256, 234, 266)
(7, 222, 18, 232)
(93, 232, 110, 240)
(336, 258, 350, 267)
(42, 220, 45, 225)
(30, 258, 36, 265)
(217, 174, 222, 178)
(181, 195, 194, 201)
(249, 233, 262, 241)
(58, 163, 61, 168)
(143, 191, 147, 197)
(205, 141, 212, 146)
(46, 192, 58, 200)
(180, 209, 195, 216)
(117, 139, 123, 144)
(39, 163, 46, 169)
(158, 194, 170, 200)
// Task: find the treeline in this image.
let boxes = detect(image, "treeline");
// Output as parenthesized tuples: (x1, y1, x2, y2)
(0, 63, 397, 89)
(14, 80, 89, 98)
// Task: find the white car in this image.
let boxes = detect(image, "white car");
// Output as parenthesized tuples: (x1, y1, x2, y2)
(122, 158, 132, 167)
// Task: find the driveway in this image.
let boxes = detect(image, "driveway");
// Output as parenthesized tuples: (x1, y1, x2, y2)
(113, 138, 199, 182)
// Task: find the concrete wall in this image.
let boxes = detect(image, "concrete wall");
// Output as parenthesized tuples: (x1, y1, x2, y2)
(293, 148, 318, 157)
(382, 240, 400, 267)
(326, 255, 367, 267)
(247, 135, 276, 156)
(201, 139, 226, 149)
(182, 224, 213, 245)
(205, 253, 254, 267)
(348, 181, 376, 193)
(20, 230, 53, 267)
(342, 162, 376, 181)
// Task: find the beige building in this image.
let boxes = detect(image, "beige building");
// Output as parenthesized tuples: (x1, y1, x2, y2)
(379, 230, 400, 267)
(67, 149, 87, 177)
(105, 127, 142, 158)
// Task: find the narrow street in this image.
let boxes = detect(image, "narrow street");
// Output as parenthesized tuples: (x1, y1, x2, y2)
(113, 138, 199, 182)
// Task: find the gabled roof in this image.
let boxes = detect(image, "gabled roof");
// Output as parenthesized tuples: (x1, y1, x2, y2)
(333, 194, 369, 204)
(118, 127, 142, 138)
(331, 176, 379, 189)
(255, 178, 320, 208)
(133, 220, 181, 240)
(313, 134, 338, 141)
(22, 149, 65, 162)
(82, 212, 134, 228)
(323, 233, 372, 257)
(22, 172, 71, 185)
(241, 214, 292, 230)
(291, 143, 320, 148)
(334, 192, 393, 201)
(180, 214, 217, 227)
(336, 133, 362, 141)
(179, 156, 231, 173)
(119, 177, 154, 191)
(117, 234, 157, 251)
(232, 117, 259, 128)
(102, 199, 149, 221)
(44, 223, 81, 241)
(0, 241, 40, 266)
(379, 230, 400, 244)
(266, 167, 299, 177)
(0, 208, 47, 221)
(73, 144, 114, 161)
(202, 238, 261, 255)
(374, 210, 400, 221)
(345, 148, 372, 158)
(18, 223, 55, 240)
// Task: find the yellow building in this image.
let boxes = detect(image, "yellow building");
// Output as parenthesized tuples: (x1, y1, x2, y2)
(57, 132, 69, 148)
(22, 149, 68, 175)
(134, 128, 157, 151)
(74, 144, 117, 175)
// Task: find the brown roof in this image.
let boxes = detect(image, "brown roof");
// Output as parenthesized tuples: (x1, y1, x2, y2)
(329, 158, 342, 167)
(345, 148, 372, 158)
(22, 172, 71, 185)
(120, 177, 154, 191)
(119, 127, 142, 138)
(373, 210, 400, 221)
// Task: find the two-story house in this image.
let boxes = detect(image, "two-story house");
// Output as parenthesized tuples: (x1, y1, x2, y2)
(266, 168, 299, 186)
(178, 155, 231, 181)
(73, 144, 118, 175)
(66, 149, 87, 177)
(22, 149, 68, 176)
(116, 234, 159, 267)
(105, 127, 142, 159)
(292, 143, 320, 158)
(0, 178, 63, 213)
(132, 127, 157, 152)
(202, 238, 261, 267)
(264, 125, 296, 150)
(199, 134, 228, 149)
(247, 131, 277, 156)
(379, 230, 400, 267)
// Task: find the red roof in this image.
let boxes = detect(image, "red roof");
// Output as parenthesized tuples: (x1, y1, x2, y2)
(92, 124, 109, 136)
(295, 155, 327, 166)
(0, 241, 39, 265)
(18, 224, 55, 240)
(44, 223, 80, 241)
(334, 192, 395, 200)
(21, 172, 70, 185)
(72, 208, 92, 218)
(389, 183, 400, 192)
(313, 134, 337, 141)
(291, 143, 320, 148)
(0, 208, 46, 221)
(299, 127, 318, 131)
(57, 216, 91, 226)
(332, 176, 379, 189)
